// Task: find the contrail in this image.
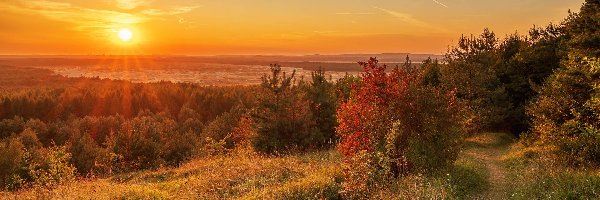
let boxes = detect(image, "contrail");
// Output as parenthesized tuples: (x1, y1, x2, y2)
(432, 0, 448, 8)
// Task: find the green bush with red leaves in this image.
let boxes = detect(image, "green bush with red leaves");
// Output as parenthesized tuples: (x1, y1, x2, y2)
(336, 58, 464, 197)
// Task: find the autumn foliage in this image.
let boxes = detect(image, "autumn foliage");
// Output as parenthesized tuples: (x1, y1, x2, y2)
(336, 58, 464, 196)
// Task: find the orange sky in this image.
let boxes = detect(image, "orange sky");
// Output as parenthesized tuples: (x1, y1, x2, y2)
(0, 0, 585, 55)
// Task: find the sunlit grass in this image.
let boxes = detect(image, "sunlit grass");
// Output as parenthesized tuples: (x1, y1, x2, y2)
(503, 140, 600, 199)
(1, 150, 342, 199)
(6, 132, 599, 199)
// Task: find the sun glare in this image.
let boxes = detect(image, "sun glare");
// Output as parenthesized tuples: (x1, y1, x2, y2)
(118, 29, 133, 42)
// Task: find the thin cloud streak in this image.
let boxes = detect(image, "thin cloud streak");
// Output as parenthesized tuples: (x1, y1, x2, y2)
(432, 0, 449, 8)
(141, 6, 202, 16)
(373, 6, 448, 33)
(115, 0, 149, 10)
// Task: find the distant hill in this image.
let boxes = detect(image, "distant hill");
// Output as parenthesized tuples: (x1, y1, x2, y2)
(0, 53, 442, 72)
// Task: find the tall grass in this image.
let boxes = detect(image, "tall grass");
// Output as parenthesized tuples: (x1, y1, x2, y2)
(504, 143, 600, 199)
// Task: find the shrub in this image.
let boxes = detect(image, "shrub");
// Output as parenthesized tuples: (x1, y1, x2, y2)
(0, 116, 25, 139)
(107, 114, 176, 170)
(339, 150, 383, 199)
(24, 119, 48, 139)
(250, 64, 318, 153)
(69, 133, 111, 176)
(336, 58, 464, 196)
(18, 128, 43, 150)
(163, 130, 199, 165)
(0, 142, 75, 190)
(334, 73, 361, 103)
(201, 107, 244, 149)
(0, 138, 25, 190)
(24, 146, 76, 189)
(528, 58, 600, 166)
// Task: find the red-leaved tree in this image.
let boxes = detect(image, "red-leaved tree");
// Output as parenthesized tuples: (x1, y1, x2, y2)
(336, 58, 463, 197)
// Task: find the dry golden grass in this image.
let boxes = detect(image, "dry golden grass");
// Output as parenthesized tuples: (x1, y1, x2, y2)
(3, 133, 552, 199)
(0, 151, 342, 199)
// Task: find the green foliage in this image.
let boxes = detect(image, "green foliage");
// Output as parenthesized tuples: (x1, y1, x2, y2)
(163, 130, 199, 165)
(18, 128, 43, 150)
(0, 138, 25, 190)
(505, 138, 600, 199)
(0, 116, 25, 139)
(395, 83, 463, 174)
(443, 29, 511, 133)
(528, 58, 600, 166)
(303, 67, 338, 148)
(252, 64, 309, 152)
(0, 138, 75, 191)
(69, 132, 111, 175)
(524, 1, 600, 167)
(339, 150, 383, 199)
(495, 34, 551, 135)
(442, 20, 574, 135)
(201, 107, 245, 149)
(421, 57, 442, 87)
(563, 0, 600, 58)
(24, 146, 76, 189)
(251, 64, 336, 153)
(334, 73, 361, 103)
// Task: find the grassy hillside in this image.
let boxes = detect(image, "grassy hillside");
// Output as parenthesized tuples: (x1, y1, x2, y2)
(1, 137, 488, 199)
(1, 150, 342, 199)
(4, 132, 600, 199)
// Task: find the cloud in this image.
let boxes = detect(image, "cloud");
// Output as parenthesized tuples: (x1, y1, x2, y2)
(4, 0, 147, 30)
(432, 0, 449, 8)
(373, 6, 448, 33)
(114, 0, 149, 10)
(141, 6, 201, 16)
(1, 0, 201, 35)
(25, 0, 71, 9)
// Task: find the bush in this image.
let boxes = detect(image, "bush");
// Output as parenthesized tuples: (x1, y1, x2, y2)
(339, 150, 383, 199)
(528, 58, 600, 166)
(250, 65, 319, 153)
(24, 146, 76, 189)
(69, 133, 111, 176)
(0, 141, 75, 190)
(336, 58, 464, 196)
(18, 128, 43, 150)
(0, 138, 25, 190)
(163, 130, 199, 165)
(0, 116, 25, 139)
(107, 113, 177, 170)
(201, 107, 244, 149)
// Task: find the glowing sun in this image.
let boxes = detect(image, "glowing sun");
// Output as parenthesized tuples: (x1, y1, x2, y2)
(117, 29, 133, 42)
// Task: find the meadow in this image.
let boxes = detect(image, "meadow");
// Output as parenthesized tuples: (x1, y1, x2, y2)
(6, 131, 597, 199)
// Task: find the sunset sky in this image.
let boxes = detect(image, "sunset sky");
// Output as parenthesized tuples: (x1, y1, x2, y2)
(0, 0, 585, 55)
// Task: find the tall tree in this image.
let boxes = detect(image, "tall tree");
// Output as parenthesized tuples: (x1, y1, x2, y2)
(304, 67, 337, 147)
(250, 64, 316, 152)
(442, 29, 510, 133)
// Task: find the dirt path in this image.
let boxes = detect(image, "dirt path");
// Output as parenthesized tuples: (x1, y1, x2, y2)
(464, 133, 513, 199)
